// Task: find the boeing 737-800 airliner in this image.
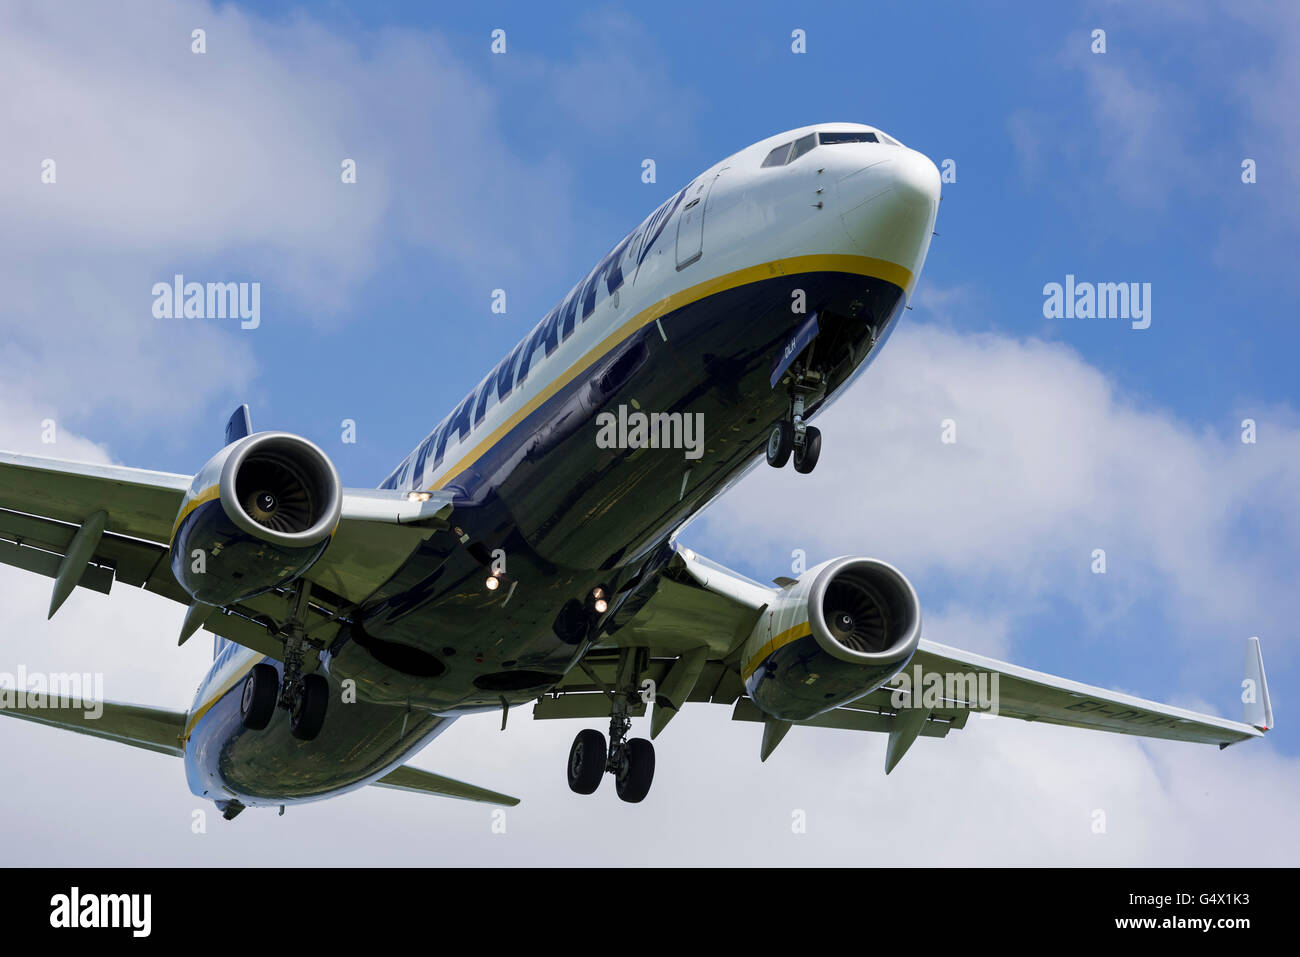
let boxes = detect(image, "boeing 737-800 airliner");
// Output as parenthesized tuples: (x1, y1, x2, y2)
(0, 123, 1272, 817)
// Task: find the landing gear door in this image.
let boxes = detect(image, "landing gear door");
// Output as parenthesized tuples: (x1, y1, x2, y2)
(675, 170, 723, 270)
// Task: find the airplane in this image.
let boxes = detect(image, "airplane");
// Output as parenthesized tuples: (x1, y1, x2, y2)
(0, 122, 1274, 819)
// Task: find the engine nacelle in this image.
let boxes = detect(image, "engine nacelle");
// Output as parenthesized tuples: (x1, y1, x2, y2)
(743, 556, 921, 722)
(169, 432, 342, 606)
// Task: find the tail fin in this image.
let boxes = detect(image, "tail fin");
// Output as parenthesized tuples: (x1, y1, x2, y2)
(224, 404, 252, 445)
(1244, 636, 1274, 732)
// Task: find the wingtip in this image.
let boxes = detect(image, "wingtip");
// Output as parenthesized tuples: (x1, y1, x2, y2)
(1244, 636, 1274, 732)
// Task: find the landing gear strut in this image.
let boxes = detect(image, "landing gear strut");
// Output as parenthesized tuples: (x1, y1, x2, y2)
(766, 387, 822, 473)
(238, 580, 328, 741)
(566, 648, 656, 802)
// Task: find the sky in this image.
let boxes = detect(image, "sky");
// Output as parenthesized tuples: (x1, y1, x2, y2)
(0, 0, 1296, 865)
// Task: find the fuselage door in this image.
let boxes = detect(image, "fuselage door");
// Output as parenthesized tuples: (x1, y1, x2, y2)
(675, 170, 723, 270)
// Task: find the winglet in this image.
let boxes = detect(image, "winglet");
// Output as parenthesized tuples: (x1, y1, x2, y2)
(1243, 636, 1273, 732)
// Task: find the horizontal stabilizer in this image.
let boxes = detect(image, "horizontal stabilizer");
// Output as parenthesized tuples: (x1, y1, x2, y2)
(0, 693, 187, 757)
(371, 764, 520, 807)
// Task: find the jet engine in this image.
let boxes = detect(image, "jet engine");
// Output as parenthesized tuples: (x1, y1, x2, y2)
(744, 556, 921, 721)
(169, 432, 342, 606)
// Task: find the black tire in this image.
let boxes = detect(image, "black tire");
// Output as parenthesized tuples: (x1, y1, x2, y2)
(615, 737, 655, 803)
(568, 729, 607, 794)
(239, 663, 279, 731)
(793, 427, 821, 474)
(766, 421, 794, 467)
(290, 673, 328, 741)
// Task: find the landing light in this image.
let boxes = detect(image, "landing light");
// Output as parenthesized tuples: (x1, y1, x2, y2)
(407, 491, 432, 502)
(593, 598, 608, 614)
(486, 575, 500, 591)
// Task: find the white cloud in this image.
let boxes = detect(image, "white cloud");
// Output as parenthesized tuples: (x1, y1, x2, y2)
(694, 321, 1300, 673)
(0, 678, 1296, 865)
(0, 1, 1293, 867)
(0, 0, 596, 433)
(1, 322, 1294, 865)
(0, 1, 580, 304)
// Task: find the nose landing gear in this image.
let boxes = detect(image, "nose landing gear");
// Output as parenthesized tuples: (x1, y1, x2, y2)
(766, 391, 822, 473)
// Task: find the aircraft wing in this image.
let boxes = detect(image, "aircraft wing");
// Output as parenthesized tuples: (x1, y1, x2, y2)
(538, 545, 1271, 771)
(0, 450, 455, 658)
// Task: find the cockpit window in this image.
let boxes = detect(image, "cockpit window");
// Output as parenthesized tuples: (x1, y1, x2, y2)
(789, 132, 817, 162)
(818, 131, 879, 145)
(761, 142, 793, 167)
(762, 129, 900, 169)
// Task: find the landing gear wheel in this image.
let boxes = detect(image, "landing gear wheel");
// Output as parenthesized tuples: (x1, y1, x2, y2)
(290, 673, 328, 741)
(615, 737, 655, 803)
(567, 729, 606, 794)
(793, 426, 821, 474)
(240, 663, 279, 731)
(766, 421, 794, 467)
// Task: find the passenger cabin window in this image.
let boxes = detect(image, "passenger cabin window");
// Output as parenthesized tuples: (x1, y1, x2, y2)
(818, 130, 879, 145)
(789, 132, 817, 162)
(761, 142, 793, 167)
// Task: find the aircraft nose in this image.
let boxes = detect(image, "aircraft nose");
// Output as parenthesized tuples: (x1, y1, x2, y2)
(835, 148, 940, 288)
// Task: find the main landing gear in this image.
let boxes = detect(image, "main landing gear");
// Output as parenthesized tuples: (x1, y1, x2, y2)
(766, 390, 822, 474)
(238, 580, 329, 742)
(566, 648, 656, 802)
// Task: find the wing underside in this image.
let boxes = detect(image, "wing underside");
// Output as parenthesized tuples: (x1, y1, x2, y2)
(0, 449, 1272, 776)
(538, 545, 1270, 771)
(0, 449, 456, 661)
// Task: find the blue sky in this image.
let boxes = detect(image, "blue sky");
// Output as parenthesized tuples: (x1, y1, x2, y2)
(0, 0, 1296, 864)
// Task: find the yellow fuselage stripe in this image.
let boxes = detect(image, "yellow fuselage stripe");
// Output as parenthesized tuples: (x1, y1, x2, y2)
(170, 484, 220, 542)
(428, 253, 911, 492)
(182, 655, 265, 740)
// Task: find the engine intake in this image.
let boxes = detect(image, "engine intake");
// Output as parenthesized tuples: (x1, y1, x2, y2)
(810, 558, 920, 662)
(170, 432, 342, 606)
(222, 434, 340, 547)
(745, 557, 921, 722)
